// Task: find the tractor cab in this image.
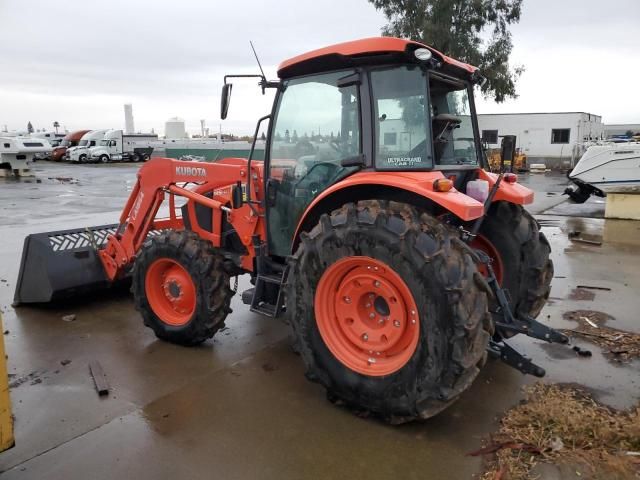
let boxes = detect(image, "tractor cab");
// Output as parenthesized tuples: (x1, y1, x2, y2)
(262, 38, 486, 257)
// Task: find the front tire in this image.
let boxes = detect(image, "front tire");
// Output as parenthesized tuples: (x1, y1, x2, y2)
(287, 200, 492, 423)
(132, 230, 233, 346)
(99, 154, 109, 164)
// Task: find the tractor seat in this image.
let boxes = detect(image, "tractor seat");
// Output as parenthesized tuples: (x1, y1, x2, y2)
(432, 114, 461, 143)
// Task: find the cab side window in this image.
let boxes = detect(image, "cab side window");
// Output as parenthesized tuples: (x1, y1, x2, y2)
(268, 70, 360, 257)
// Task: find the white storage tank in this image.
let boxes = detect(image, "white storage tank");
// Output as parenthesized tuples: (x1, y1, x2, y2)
(165, 117, 187, 139)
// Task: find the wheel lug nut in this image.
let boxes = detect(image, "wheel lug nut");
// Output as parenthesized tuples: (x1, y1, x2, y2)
(365, 303, 371, 308)
(411, 310, 416, 315)
(374, 281, 381, 287)
(367, 357, 376, 364)
(344, 296, 351, 304)
(393, 320, 401, 328)
(369, 312, 375, 319)
(378, 317, 386, 324)
(362, 333, 369, 341)
(369, 293, 375, 299)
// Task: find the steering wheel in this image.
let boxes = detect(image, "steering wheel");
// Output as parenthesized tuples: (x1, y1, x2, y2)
(329, 140, 342, 152)
(295, 162, 340, 195)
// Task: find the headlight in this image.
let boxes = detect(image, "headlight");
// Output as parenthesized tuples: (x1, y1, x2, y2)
(414, 48, 432, 61)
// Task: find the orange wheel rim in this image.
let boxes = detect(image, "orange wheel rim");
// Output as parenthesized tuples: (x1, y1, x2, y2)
(471, 234, 504, 284)
(314, 257, 420, 376)
(145, 258, 196, 326)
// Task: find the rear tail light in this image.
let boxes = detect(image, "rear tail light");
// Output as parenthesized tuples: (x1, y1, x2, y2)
(504, 173, 518, 184)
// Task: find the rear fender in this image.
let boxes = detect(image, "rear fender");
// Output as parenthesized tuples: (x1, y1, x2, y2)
(293, 171, 485, 252)
(477, 170, 534, 205)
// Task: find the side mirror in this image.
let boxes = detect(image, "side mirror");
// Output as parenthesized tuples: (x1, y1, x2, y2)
(221, 83, 232, 120)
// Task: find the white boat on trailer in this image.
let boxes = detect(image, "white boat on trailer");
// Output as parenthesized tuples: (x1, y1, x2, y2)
(565, 142, 640, 203)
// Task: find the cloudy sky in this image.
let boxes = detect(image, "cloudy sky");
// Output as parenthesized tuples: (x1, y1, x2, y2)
(0, 0, 638, 136)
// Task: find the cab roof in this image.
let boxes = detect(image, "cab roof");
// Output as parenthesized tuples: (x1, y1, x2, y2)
(277, 37, 478, 80)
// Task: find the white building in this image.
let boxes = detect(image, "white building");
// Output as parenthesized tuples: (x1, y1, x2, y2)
(478, 112, 604, 168)
(165, 117, 187, 139)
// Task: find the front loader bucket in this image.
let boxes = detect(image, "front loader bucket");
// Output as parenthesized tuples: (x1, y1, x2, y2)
(13, 224, 119, 305)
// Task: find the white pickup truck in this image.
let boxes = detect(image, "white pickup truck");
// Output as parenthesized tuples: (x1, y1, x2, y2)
(88, 130, 157, 163)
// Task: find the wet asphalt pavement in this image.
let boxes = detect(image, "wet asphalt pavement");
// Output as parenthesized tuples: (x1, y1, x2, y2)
(0, 162, 638, 479)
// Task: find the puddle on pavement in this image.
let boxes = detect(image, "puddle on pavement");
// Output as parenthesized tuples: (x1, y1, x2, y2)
(560, 310, 640, 364)
(544, 197, 606, 218)
(47, 176, 78, 183)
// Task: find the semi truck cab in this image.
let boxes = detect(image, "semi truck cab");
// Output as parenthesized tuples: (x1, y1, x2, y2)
(88, 130, 156, 163)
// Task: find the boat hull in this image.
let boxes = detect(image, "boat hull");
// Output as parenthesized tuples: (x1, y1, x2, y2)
(567, 144, 640, 200)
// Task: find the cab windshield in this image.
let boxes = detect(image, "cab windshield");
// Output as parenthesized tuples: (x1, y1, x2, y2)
(60, 139, 71, 147)
(371, 66, 480, 169)
(429, 76, 479, 166)
(372, 66, 432, 169)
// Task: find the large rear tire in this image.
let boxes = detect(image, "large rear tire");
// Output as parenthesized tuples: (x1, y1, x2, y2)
(132, 230, 233, 346)
(475, 201, 553, 322)
(287, 200, 492, 423)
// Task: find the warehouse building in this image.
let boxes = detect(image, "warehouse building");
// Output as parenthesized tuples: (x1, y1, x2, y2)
(477, 112, 604, 168)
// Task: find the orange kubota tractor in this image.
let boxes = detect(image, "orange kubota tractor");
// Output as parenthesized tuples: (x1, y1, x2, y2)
(14, 38, 568, 422)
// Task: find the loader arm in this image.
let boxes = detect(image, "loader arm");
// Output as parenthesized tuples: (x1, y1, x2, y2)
(99, 157, 264, 281)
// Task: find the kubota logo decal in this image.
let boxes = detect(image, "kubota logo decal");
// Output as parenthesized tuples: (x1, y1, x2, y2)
(176, 166, 206, 177)
(131, 191, 144, 221)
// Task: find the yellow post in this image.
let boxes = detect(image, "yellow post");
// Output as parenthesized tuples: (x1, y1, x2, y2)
(0, 313, 14, 451)
(605, 193, 640, 220)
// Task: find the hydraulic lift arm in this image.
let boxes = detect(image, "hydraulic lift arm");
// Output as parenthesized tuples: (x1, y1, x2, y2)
(98, 157, 261, 281)
(462, 173, 570, 377)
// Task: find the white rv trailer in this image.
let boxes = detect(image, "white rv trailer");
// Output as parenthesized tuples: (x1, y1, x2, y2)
(0, 136, 52, 177)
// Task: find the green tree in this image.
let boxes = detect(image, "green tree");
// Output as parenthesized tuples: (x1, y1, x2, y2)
(369, 0, 524, 102)
(399, 97, 424, 127)
(27, 121, 34, 134)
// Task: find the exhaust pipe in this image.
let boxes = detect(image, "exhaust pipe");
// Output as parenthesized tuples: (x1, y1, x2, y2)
(13, 225, 118, 305)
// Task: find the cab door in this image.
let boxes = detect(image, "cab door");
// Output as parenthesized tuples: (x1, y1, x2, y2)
(265, 70, 361, 257)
